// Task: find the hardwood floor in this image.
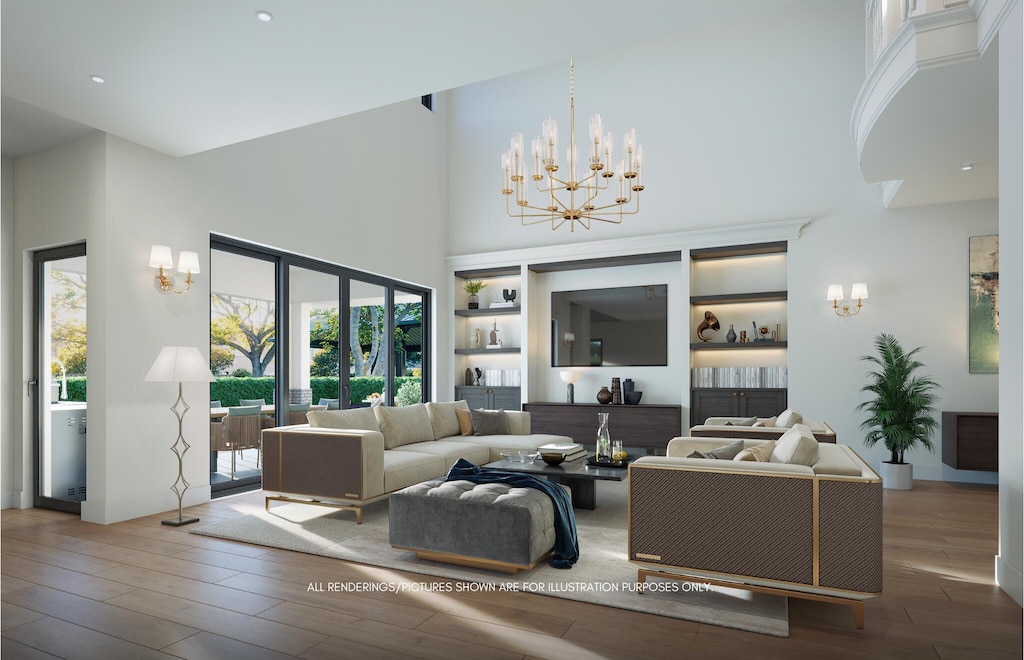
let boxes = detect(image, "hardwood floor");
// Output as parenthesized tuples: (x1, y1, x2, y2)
(2, 481, 1020, 659)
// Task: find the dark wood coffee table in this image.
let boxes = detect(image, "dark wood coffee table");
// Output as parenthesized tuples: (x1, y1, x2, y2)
(481, 454, 628, 510)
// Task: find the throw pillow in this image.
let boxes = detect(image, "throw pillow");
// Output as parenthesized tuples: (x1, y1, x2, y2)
(425, 400, 470, 440)
(734, 441, 776, 462)
(374, 403, 434, 449)
(771, 424, 819, 466)
(307, 407, 380, 432)
(454, 408, 474, 436)
(734, 417, 758, 426)
(503, 410, 531, 435)
(775, 409, 803, 428)
(471, 408, 509, 435)
(687, 440, 745, 460)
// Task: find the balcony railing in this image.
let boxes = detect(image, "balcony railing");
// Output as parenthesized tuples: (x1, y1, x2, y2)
(867, 0, 970, 65)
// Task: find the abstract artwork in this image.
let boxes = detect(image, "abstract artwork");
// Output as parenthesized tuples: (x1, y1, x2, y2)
(969, 235, 999, 373)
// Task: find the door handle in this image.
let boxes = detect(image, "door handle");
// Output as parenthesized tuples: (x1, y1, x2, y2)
(28, 379, 38, 397)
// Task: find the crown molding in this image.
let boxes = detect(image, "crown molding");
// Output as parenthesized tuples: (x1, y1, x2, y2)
(447, 219, 809, 272)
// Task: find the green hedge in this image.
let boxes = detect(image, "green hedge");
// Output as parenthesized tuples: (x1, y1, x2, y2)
(65, 377, 86, 402)
(211, 376, 421, 407)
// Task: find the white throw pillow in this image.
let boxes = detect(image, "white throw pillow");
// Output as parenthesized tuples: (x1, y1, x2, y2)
(425, 400, 470, 440)
(775, 408, 803, 428)
(771, 424, 819, 466)
(374, 403, 434, 449)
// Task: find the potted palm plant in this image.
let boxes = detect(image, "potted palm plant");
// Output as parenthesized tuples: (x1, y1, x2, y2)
(857, 333, 940, 490)
(463, 279, 486, 309)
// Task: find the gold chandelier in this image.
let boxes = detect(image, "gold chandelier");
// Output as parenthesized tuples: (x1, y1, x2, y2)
(502, 59, 645, 232)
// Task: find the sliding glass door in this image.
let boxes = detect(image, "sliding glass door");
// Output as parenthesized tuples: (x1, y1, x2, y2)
(209, 236, 431, 496)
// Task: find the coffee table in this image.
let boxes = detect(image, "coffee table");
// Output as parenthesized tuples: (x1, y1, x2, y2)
(481, 454, 628, 510)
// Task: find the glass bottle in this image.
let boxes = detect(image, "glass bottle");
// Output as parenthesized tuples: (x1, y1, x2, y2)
(596, 412, 612, 462)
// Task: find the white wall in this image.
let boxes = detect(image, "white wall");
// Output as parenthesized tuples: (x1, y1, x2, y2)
(6, 97, 449, 522)
(446, 0, 999, 483)
(996, 0, 1023, 606)
(1, 156, 14, 508)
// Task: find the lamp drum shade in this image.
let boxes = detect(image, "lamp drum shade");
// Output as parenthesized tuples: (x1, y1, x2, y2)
(145, 346, 216, 383)
(176, 251, 201, 274)
(559, 370, 580, 384)
(850, 283, 869, 300)
(826, 284, 844, 301)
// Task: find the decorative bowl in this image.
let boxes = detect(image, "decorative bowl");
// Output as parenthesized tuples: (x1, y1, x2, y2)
(541, 453, 566, 466)
(500, 449, 539, 463)
(624, 390, 643, 405)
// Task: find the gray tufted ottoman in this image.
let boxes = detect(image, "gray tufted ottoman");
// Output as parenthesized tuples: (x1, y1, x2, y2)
(389, 479, 558, 573)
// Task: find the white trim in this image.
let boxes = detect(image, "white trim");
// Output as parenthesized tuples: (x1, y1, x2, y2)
(880, 179, 905, 208)
(973, 0, 1022, 54)
(447, 219, 809, 271)
(996, 555, 1024, 606)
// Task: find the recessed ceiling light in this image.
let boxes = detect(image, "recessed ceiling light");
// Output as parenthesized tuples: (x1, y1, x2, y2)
(960, 163, 973, 171)
(255, 9, 273, 22)
(89, 75, 105, 84)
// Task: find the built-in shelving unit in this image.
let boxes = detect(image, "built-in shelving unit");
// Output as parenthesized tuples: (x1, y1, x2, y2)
(453, 266, 523, 407)
(689, 241, 789, 425)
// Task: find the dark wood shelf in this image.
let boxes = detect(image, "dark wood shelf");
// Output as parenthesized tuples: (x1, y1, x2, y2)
(454, 266, 520, 279)
(690, 241, 787, 261)
(455, 307, 521, 317)
(454, 347, 520, 355)
(690, 291, 787, 305)
(690, 341, 787, 350)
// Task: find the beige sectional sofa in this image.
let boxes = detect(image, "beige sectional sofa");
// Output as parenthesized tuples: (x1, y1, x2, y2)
(690, 411, 838, 443)
(261, 401, 572, 522)
(628, 432, 881, 628)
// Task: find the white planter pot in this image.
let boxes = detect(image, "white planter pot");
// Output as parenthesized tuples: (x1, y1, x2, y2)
(880, 461, 913, 490)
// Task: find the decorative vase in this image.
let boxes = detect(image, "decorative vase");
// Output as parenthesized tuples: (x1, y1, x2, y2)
(597, 386, 613, 405)
(726, 325, 737, 343)
(596, 412, 612, 462)
(622, 378, 634, 393)
(468, 293, 479, 309)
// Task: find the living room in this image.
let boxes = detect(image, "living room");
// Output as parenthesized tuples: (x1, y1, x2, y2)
(1, 0, 1021, 657)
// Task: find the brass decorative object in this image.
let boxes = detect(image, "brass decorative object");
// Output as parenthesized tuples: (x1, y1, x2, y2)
(696, 311, 720, 342)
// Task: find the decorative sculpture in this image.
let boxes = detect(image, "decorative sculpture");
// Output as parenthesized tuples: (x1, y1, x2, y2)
(503, 288, 517, 304)
(696, 311, 720, 342)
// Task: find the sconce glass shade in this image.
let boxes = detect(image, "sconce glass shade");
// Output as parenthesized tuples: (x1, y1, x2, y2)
(563, 332, 575, 344)
(559, 370, 580, 384)
(826, 284, 844, 301)
(177, 251, 200, 274)
(850, 283, 868, 300)
(149, 245, 174, 269)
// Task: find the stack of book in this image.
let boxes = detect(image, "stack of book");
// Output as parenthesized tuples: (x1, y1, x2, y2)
(537, 442, 586, 462)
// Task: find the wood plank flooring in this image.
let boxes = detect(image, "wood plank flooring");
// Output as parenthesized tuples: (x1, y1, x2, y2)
(2, 480, 1020, 659)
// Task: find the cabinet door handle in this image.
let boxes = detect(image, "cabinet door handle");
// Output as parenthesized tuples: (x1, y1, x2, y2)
(739, 392, 745, 397)
(732, 392, 738, 397)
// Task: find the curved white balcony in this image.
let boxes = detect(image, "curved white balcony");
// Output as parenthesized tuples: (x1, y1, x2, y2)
(851, 0, 1007, 208)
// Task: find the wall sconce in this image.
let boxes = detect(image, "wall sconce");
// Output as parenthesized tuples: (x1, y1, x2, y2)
(827, 283, 868, 317)
(150, 245, 200, 294)
(562, 331, 575, 348)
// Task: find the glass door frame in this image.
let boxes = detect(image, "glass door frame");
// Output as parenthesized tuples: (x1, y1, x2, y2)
(210, 235, 432, 497)
(33, 242, 87, 513)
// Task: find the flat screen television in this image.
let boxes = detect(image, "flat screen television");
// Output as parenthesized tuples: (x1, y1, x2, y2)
(551, 285, 668, 367)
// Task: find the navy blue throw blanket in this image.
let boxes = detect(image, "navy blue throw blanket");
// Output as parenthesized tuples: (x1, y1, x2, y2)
(445, 459, 579, 568)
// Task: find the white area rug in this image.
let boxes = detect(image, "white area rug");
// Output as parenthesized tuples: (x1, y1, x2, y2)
(193, 480, 788, 636)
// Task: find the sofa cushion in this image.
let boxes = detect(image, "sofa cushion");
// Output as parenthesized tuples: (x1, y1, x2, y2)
(771, 424, 819, 466)
(725, 417, 758, 427)
(687, 440, 745, 460)
(425, 400, 470, 440)
(307, 407, 381, 432)
(375, 403, 434, 449)
(812, 445, 866, 476)
(775, 409, 803, 428)
(391, 440, 491, 468)
(503, 410, 531, 435)
(449, 434, 573, 463)
(471, 409, 509, 435)
(382, 450, 446, 493)
(752, 416, 778, 428)
(735, 441, 776, 462)
(455, 408, 474, 436)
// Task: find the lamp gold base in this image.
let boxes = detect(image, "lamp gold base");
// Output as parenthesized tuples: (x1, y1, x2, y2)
(162, 516, 199, 527)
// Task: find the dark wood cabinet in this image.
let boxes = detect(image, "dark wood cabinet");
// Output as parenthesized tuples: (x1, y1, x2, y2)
(942, 411, 998, 471)
(455, 386, 521, 410)
(522, 402, 682, 451)
(690, 388, 787, 426)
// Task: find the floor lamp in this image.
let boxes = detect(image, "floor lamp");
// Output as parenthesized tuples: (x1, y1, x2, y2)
(145, 346, 215, 527)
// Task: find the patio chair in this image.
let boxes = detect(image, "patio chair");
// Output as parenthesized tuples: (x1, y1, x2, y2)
(210, 400, 222, 408)
(318, 398, 340, 410)
(288, 402, 311, 425)
(211, 405, 263, 480)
